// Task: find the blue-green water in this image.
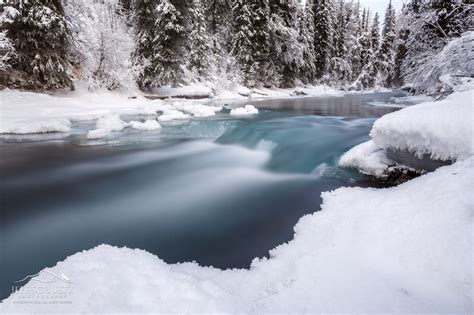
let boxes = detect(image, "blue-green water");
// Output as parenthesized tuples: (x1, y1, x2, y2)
(0, 92, 408, 300)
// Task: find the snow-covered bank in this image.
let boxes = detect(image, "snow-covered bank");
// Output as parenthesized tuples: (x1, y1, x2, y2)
(340, 89, 473, 176)
(150, 83, 345, 100)
(1, 157, 472, 313)
(0, 89, 226, 135)
(0, 85, 346, 135)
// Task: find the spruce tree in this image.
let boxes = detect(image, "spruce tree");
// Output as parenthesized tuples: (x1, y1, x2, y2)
(299, 0, 317, 84)
(4, 0, 72, 89)
(131, 0, 158, 89)
(377, 0, 396, 86)
(151, 0, 186, 87)
(231, 0, 270, 87)
(312, 0, 334, 79)
(188, 0, 213, 80)
(370, 12, 380, 52)
(268, 0, 301, 87)
(205, 0, 232, 54)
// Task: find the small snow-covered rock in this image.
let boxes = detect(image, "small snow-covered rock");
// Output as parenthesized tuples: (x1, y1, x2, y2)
(158, 110, 189, 122)
(230, 105, 259, 116)
(338, 140, 393, 177)
(129, 120, 161, 131)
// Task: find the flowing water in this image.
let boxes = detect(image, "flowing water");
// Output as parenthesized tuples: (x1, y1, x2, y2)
(0, 91, 410, 300)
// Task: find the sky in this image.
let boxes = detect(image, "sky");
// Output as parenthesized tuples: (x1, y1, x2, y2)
(358, 0, 405, 18)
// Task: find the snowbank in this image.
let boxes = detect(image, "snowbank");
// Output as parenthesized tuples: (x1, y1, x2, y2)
(340, 89, 472, 176)
(0, 90, 220, 135)
(371, 90, 473, 161)
(1, 158, 472, 313)
(230, 105, 259, 116)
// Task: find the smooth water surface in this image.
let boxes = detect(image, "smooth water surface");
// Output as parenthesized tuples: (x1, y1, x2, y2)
(0, 91, 408, 300)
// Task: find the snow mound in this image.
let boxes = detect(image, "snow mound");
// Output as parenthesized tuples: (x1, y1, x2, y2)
(172, 102, 222, 117)
(1, 158, 472, 313)
(0, 118, 71, 134)
(371, 90, 473, 161)
(230, 105, 259, 116)
(338, 140, 392, 176)
(129, 120, 161, 131)
(87, 114, 126, 139)
(157, 109, 189, 122)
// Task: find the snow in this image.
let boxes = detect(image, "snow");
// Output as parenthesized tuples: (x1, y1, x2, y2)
(1, 157, 472, 313)
(157, 109, 190, 122)
(129, 120, 161, 131)
(230, 105, 259, 116)
(151, 83, 213, 98)
(172, 102, 222, 117)
(0, 89, 220, 135)
(338, 140, 392, 176)
(371, 90, 474, 161)
(340, 89, 473, 176)
(87, 115, 126, 139)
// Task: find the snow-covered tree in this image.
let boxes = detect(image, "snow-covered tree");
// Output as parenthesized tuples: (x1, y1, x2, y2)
(370, 12, 380, 52)
(231, 0, 270, 87)
(131, 0, 157, 89)
(267, 0, 302, 87)
(298, 0, 317, 84)
(187, 0, 213, 80)
(205, 0, 232, 54)
(151, 0, 186, 87)
(3, 0, 72, 89)
(312, 0, 335, 79)
(0, 3, 17, 75)
(65, 0, 135, 91)
(399, 0, 472, 91)
(377, 0, 397, 86)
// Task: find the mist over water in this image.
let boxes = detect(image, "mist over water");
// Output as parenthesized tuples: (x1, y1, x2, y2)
(0, 92, 405, 300)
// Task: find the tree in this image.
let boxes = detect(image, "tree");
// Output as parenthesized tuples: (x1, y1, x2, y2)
(187, 0, 213, 80)
(3, 0, 72, 89)
(231, 0, 270, 87)
(131, 0, 159, 89)
(377, 0, 397, 86)
(151, 0, 186, 87)
(268, 0, 302, 87)
(370, 12, 380, 52)
(299, 0, 317, 84)
(312, 0, 335, 79)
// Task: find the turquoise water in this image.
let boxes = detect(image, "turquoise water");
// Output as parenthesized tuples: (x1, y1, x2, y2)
(0, 92, 407, 300)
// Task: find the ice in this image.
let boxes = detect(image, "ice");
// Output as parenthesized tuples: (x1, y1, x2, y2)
(1, 157, 472, 313)
(230, 105, 259, 116)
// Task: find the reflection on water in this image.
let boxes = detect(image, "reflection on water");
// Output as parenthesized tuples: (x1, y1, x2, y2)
(0, 91, 406, 300)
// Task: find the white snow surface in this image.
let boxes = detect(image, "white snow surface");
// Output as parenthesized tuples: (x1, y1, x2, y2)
(0, 89, 219, 135)
(338, 140, 393, 176)
(128, 120, 161, 131)
(230, 104, 259, 116)
(1, 157, 472, 313)
(371, 90, 473, 161)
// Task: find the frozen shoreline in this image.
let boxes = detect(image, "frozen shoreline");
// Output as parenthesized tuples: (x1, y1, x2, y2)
(0, 84, 390, 136)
